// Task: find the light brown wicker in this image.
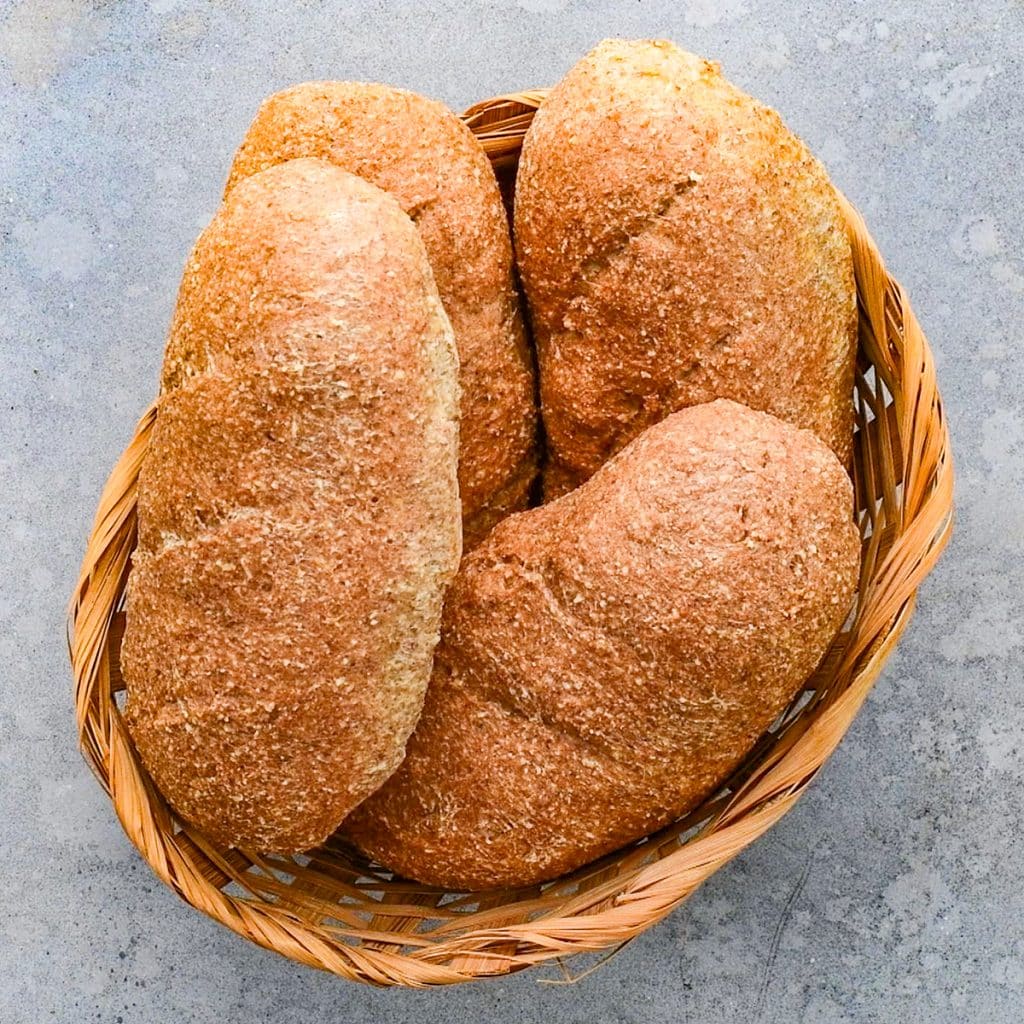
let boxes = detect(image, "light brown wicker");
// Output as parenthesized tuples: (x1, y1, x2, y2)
(68, 92, 954, 987)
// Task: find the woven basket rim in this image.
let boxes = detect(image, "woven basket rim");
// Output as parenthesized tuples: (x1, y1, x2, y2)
(68, 90, 954, 988)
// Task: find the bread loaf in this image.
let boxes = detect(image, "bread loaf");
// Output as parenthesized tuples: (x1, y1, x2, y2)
(514, 38, 857, 498)
(122, 158, 461, 853)
(345, 400, 860, 889)
(226, 82, 537, 546)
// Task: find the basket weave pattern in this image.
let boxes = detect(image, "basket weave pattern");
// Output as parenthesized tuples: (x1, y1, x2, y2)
(69, 94, 953, 987)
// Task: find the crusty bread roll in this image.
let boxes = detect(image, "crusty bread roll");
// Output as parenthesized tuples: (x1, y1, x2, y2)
(345, 400, 860, 889)
(122, 158, 461, 853)
(226, 82, 537, 546)
(514, 38, 857, 498)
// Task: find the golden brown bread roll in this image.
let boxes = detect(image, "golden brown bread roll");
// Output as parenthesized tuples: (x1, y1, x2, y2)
(226, 81, 537, 546)
(345, 400, 860, 889)
(122, 158, 461, 853)
(514, 38, 857, 498)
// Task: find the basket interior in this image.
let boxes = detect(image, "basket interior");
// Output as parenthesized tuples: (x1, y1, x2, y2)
(91, 240, 906, 967)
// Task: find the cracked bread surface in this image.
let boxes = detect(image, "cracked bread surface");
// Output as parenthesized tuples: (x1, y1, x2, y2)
(122, 158, 461, 853)
(514, 38, 857, 498)
(226, 81, 538, 547)
(344, 400, 859, 889)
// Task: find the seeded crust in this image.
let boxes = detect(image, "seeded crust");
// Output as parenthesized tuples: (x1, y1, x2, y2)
(514, 39, 857, 498)
(226, 82, 538, 547)
(122, 159, 461, 853)
(345, 400, 860, 889)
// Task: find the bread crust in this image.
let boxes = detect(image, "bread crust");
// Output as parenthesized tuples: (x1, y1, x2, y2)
(122, 159, 461, 853)
(514, 38, 857, 497)
(345, 400, 860, 889)
(227, 82, 538, 546)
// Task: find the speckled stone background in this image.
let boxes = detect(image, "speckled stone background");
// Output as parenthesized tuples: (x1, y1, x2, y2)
(2, 1, 1021, 1021)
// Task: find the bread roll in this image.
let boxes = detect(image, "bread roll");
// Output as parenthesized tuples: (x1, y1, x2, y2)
(345, 400, 860, 889)
(122, 158, 461, 853)
(514, 38, 857, 498)
(226, 82, 537, 546)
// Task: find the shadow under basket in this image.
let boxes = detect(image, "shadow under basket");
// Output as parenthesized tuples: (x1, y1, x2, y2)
(68, 93, 954, 987)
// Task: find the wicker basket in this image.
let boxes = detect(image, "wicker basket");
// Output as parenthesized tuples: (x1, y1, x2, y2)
(68, 93, 953, 987)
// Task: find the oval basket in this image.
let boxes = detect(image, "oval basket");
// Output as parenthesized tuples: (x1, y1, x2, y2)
(69, 93, 954, 987)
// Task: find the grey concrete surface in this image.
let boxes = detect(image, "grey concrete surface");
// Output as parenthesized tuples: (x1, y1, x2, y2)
(1, 1, 1022, 1021)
